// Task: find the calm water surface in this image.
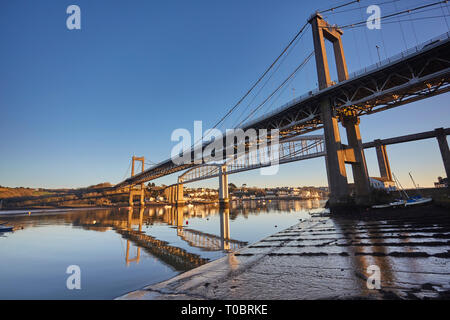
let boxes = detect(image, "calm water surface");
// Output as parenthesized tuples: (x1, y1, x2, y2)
(0, 200, 326, 299)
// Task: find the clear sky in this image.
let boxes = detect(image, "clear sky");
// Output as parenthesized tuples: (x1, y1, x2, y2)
(1, 0, 449, 189)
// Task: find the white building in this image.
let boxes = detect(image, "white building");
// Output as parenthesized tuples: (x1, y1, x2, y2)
(369, 177, 396, 191)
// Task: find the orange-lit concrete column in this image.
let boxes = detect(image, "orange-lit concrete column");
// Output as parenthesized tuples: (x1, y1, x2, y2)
(435, 128, 450, 181)
(129, 190, 133, 206)
(321, 101, 349, 202)
(175, 178, 185, 206)
(170, 186, 175, 204)
(343, 115, 371, 198)
(310, 14, 332, 89)
(218, 165, 229, 207)
(333, 35, 348, 82)
(140, 189, 145, 206)
(309, 13, 348, 89)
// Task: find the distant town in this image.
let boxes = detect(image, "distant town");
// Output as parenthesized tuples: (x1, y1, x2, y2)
(0, 183, 328, 210)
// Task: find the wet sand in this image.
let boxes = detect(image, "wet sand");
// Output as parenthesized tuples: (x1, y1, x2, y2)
(118, 205, 450, 300)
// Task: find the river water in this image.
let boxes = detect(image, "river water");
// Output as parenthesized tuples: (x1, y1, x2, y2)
(0, 199, 326, 299)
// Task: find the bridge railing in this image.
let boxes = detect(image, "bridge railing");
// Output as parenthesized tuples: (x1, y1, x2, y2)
(348, 31, 450, 79)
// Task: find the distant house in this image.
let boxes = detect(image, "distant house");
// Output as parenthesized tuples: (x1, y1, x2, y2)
(434, 176, 448, 188)
(369, 177, 396, 191)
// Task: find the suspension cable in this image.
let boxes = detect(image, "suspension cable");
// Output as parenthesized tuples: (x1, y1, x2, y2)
(232, 24, 311, 128)
(193, 21, 311, 149)
(318, 0, 361, 14)
(343, 14, 450, 29)
(237, 52, 314, 128)
(338, 0, 449, 29)
(121, 159, 132, 181)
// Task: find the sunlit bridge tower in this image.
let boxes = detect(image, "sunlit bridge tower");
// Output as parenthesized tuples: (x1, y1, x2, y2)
(129, 156, 145, 207)
(309, 13, 371, 207)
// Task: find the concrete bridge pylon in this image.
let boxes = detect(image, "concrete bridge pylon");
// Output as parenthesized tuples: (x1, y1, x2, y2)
(129, 156, 145, 207)
(309, 13, 371, 207)
(218, 164, 229, 207)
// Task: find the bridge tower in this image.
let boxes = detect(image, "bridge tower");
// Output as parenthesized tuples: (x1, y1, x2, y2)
(129, 156, 145, 207)
(309, 13, 371, 206)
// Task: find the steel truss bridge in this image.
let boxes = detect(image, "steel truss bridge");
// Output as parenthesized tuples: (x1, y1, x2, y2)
(116, 31, 450, 189)
(178, 135, 324, 184)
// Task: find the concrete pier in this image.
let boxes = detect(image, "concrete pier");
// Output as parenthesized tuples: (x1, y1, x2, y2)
(320, 100, 349, 204)
(436, 128, 450, 181)
(342, 115, 371, 200)
(375, 140, 393, 181)
(218, 165, 229, 207)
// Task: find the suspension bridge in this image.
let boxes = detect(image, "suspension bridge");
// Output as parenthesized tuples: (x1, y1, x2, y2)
(113, 1, 450, 212)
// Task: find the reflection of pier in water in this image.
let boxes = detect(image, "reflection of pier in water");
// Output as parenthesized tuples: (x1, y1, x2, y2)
(117, 228, 209, 271)
(66, 205, 247, 268)
(119, 206, 247, 269)
(118, 207, 209, 271)
(178, 228, 247, 252)
(166, 206, 248, 252)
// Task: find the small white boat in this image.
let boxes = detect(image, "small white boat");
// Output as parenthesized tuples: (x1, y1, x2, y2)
(405, 196, 433, 207)
(371, 200, 406, 209)
(371, 203, 393, 209)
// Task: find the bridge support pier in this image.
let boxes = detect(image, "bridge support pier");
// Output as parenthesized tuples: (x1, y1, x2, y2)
(129, 189, 145, 207)
(342, 115, 371, 201)
(218, 165, 229, 207)
(375, 140, 393, 181)
(175, 181, 185, 206)
(321, 100, 349, 205)
(436, 128, 450, 182)
(164, 184, 185, 206)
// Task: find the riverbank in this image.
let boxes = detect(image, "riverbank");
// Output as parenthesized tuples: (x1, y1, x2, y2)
(118, 204, 450, 300)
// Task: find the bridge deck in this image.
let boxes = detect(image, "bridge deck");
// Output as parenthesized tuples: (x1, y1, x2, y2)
(116, 32, 450, 188)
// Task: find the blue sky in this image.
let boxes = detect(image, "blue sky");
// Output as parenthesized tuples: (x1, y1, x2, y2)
(0, 0, 449, 189)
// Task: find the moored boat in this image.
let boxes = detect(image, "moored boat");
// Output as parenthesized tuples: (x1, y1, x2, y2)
(405, 195, 433, 207)
(0, 225, 13, 232)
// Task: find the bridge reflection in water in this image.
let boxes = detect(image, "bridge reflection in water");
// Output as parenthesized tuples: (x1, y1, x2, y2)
(114, 200, 324, 269)
(4, 199, 322, 272)
(114, 205, 248, 270)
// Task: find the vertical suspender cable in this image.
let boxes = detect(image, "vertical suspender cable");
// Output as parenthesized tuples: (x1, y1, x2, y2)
(440, 1, 450, 31)
(407, 9, 419, 46)
(352, 28, 363, 69)
(394, 1, 409, 50)
(358, 1, 374, 64)
(379, 21, 388, 59)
